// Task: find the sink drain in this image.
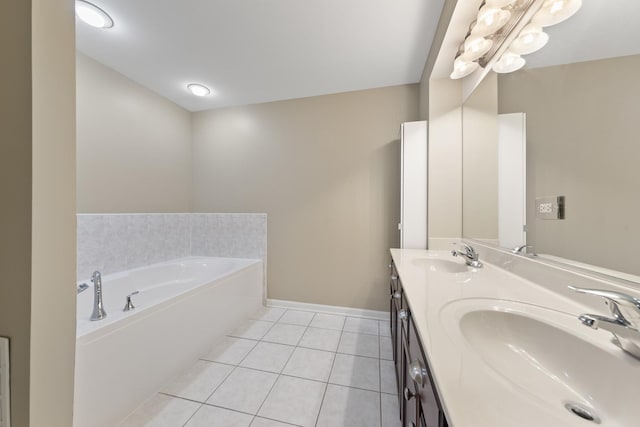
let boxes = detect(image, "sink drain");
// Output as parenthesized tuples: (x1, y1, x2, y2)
(564, 402, 601, 424)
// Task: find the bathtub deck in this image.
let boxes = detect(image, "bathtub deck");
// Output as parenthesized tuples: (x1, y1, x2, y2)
(119, 307, 399, 427)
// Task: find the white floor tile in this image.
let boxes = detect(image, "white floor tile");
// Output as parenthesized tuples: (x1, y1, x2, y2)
(329, 353, 380, 391)
(343, 317, 379, 335)
(250, 417, 296, 427)
(203, 337, 258, 365)
(298, 327, 342, 352)
(380, 359, 397, 395)
(160, 360, 233, 402)
(278, 310, 315, 326)
(282, 347, 335, 382)
(309, 313, 346, 330)
(261, 323, 307, 346)
(185, 405, 253, 427)
(229, 320, 274, 340)
(337, 332, 379, 358)
(207, 367, 278, 414)
(250, 307, 286, 322)
(258, 376, 326, 427)
(380, 336, 393, 360)
(316, 384, 381, 427)
(381, 393, 402, 427)
(240, 342, 295, 373)
(379, 320, 391, 337)
(119, 394, 199, 427)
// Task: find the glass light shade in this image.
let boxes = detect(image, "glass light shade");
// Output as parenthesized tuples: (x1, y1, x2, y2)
(460, 36, 493, 62)
(187, 83, 211, 97)
(472, 6, 511, 37)
(509, 24, 549, 55)
(492, 51, 525, 73)
(486, 0, 518, 7)
(450, 58, 479, 80)
(75, 0, 113, 28)
(532, 0, 582, 27)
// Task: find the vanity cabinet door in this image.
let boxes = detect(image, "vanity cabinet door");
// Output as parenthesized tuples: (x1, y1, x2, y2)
(402, 333, 419, 427)
(390, 260, 404, 399)
(408, 316, 446, 427)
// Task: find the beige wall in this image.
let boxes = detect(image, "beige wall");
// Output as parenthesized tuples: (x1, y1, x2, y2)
(499, 55, 640, 275)
(30, 0, 77, 425)
(192, 85, 419, 311)
(427, 78, 463, 245)
(462, 72, 498, 239)
(0, 1, 33, 425)
(0, 0, 76, 425)
(76, 53, 192, 213)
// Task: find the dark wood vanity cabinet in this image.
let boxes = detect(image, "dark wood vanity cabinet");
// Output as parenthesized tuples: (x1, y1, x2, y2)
(389, 260, 449, 427)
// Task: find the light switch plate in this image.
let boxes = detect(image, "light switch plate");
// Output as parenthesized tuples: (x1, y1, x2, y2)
(0, 337, 9, 427)
(535, 196, 565, 220)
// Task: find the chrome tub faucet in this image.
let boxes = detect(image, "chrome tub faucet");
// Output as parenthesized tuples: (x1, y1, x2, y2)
(90, 271, 107, 321)
(569, 285, 640, 359)
(451, 243, 483, 268)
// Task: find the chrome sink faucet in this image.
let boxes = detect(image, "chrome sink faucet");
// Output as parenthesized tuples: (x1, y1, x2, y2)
(90, 271, 107, 321)
(569, 285, 640, 359)
(451, 243, 483, 268)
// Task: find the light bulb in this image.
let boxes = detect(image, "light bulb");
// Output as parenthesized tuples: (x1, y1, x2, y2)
(187, 84, 211, 97)
(450, 58, 479, 79)
(460, 36, 493, 62)
(509, 24, 549, 55)
(532, 0, 582, 27)
(75, 1, 113, 28)
(492, 51, 525, 73)
(472, 6, 511, 37)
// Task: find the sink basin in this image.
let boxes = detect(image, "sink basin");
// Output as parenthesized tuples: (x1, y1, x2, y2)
(441, 299, 640, 426)
(411, 258, 468, 273)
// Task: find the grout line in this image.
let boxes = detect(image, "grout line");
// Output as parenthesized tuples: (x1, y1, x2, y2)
(314, 317, 344, 427)
(252, 310, 309, 421)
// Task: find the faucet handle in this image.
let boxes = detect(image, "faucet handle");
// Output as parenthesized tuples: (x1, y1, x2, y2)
(568, 285, 640, 326)
(452, 242, 475, 256)
(513, 245, 532, 254)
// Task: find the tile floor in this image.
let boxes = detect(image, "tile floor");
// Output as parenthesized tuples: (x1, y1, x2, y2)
(120, 307, 400, 427)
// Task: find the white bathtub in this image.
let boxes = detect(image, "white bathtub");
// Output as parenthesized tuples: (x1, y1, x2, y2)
(73, 256, 263, 427)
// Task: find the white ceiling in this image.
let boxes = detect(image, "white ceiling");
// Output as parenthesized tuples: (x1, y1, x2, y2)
(76, 0, 445, 111)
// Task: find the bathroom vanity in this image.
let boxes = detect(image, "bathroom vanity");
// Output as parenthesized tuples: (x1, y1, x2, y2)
(389, 246, 640, 427)
(390, 257, 447, 427)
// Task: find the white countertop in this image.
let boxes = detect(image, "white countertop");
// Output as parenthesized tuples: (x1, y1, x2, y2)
(390, 248, 634, 427)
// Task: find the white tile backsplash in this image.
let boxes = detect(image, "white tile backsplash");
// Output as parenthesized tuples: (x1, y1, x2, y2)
(77, 213, 267, 281)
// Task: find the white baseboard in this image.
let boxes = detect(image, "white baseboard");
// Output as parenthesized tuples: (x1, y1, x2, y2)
(267, 299, 389, 321)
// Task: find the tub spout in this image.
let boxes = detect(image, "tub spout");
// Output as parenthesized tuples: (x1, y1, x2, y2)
(90, 271, 107, 321)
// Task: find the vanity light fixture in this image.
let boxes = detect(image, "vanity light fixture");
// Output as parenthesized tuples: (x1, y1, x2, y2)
(492, 51, 526, 73)
(509, 24, 549, 55)
(75, 0, 114, 29)
(450, 0, 582, 79)
(450, 58, 480, 79)
(472, 5, 512, 37)
(187, 83, 211, 97)
(532, 0, 583, 27)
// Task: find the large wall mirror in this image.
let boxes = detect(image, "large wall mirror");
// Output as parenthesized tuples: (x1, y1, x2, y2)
(462, 0, 640, 282)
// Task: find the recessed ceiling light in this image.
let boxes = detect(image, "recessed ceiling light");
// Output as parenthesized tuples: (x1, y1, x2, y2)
(75, 0, 114, 29)
(187, 83, 211, 97)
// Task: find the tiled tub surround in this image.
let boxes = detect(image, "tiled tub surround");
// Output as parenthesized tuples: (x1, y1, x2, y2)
(120, 308, 400, 427)
(391, 246, 640, 427)
(74, 257, 263, 427)
(77, 213, 267, 281)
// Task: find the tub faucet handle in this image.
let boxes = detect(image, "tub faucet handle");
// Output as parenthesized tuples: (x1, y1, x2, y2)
(123, 291, 139, 312)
